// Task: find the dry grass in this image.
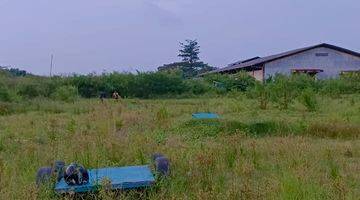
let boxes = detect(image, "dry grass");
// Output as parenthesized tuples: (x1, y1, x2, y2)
(0, 95, 359, 199)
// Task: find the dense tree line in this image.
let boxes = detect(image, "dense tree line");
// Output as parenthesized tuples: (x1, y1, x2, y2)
(0, 69, 257, 101)
(1, 67, 359, 103)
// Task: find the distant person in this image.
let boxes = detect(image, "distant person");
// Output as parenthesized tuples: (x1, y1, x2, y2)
(112, 91, 120, 100)
(99, 91, 106, 102)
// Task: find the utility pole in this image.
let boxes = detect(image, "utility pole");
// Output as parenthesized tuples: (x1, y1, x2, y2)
(50, 54, 54, 77)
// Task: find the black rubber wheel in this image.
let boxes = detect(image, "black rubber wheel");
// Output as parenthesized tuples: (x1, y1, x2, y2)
(36, 167, 52, 186)
(53, 160, 65, 182)
(152, 153, 165, 161)
(152, 154, 170, 177)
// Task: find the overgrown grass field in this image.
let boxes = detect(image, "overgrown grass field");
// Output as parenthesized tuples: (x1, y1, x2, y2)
(0, 95, 359, 199)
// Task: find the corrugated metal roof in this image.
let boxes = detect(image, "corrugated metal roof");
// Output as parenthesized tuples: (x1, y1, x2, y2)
(212, 43, 360, 74)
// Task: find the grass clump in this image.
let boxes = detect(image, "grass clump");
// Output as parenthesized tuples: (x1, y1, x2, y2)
(179, 119, 297, 138)
(306, 122, 360, 139)
(279, 173, 328, 200)
(155, 107, 170, 128)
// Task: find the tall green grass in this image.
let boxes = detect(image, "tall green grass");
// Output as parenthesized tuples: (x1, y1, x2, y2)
(0, 95, 359, 199)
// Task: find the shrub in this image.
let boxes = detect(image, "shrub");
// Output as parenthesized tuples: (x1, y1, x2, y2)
(69, 74, 103, 98)
(102, 72, 136, 98)
(268, 74, 296, 109)
(298, 88, 318, 111)
(0, 102, 12, 115)
(250, 82, 270, 109)
(290, 73, 319, 93)
(204, 71, 255, 92)
(17, 83, 39, 98)
(341, 73, 360, 92)
(184, 79, 212, 95)
(130, 71, 186, 98)
(231, 71, 256, 91)
(320, 75, 360, 97)
(320, 79, 347, 97)
(52, 85, 78, 102)
(0, 84, 13, 102)
(1, 68, 358, 101)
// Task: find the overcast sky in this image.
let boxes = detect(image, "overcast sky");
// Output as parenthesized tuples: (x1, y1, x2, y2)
(0, 0, 359, 75)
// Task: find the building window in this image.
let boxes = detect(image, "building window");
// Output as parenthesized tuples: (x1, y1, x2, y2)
(340, 70, 360, 76)
(292, 68, 324, 77)
(315, 53, 329, 57)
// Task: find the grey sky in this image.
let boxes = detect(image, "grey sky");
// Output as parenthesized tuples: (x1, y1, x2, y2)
(0, 0, 359, 75)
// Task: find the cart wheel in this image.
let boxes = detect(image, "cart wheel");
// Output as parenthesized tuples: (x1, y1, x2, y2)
(152, 154, 170, 177)
(53, 160, 65, 182)
(152, 153, 165, 161)
(36, 167, 52, 186)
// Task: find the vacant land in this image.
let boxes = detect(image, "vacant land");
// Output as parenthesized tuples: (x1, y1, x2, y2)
(0, 95, 359, 199)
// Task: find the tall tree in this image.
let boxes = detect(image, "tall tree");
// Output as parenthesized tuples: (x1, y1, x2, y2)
(158, 39, 215, 78)
(178, 39, 200, 64)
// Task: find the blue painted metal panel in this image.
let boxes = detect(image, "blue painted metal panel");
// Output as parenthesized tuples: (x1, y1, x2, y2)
(55, 165, 155, 193)
(192, 112, 220, 119)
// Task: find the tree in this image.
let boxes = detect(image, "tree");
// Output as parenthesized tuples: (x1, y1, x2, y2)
(8, 68, 27, 76)
(178, 39, 200, 64)
(0, 67, 28, 77)
(158, 40, 215, 78)
(175, 39, 216, 78)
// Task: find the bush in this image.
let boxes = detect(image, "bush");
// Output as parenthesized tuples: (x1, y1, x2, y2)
(0, 84, 13, 102)
(52, 85, 78, 102)
(184, 79, 212, 95)
(1, 68, 358, 101)
(131, 71, 186, 98)
(267, 74, 296, 109)
(17, 83, 41, 98)
(231, 71, 256, 91)
(69, 74, 103, 98)
(250, 82, 270, 109)
(16, 77, 59, 99)
(290, 74, 319, 93)
(320, 79, 347, 97)
(204, 71, 255, 92)
(0, 102, 12, 115)
(320, 74, 360, 97)
(298, 88, 318, 111)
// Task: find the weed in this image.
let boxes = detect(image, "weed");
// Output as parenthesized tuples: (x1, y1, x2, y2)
(247, 121, 279, 137)
(66, 118, 76, 135)
(154, 130, 167, 144)
(136, 150, 146, 165)
(0, 102, 16, 115)
(278, 172, 328, 200)
(224, 147, 237, 169)
(155, 107, 169, 127)
(115, 119, 123, 131)
(307, 123, 360, 139)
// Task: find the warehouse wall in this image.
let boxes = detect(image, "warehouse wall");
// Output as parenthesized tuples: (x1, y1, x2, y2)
(264, 47, 360, 79)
